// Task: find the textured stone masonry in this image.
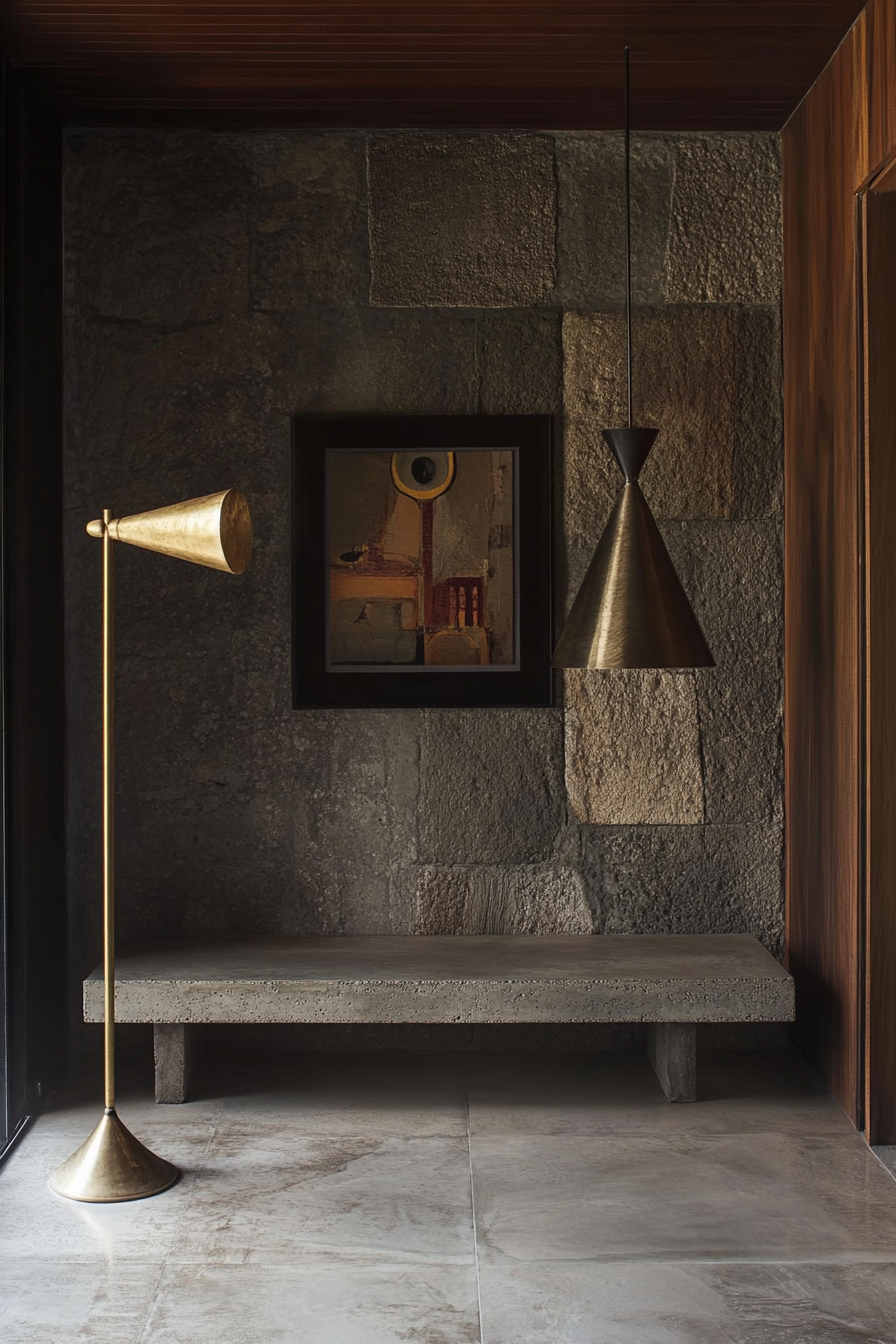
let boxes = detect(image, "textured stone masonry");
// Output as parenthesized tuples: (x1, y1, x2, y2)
(63, 128, 783, 1046)
(580, 823, 785, 956)
(413, 865, 591, 935)
(665, 136, 782, 304)
(368, 134, 557, 307)
(555, 134, 674, 307)
(564, 671, 704, 826)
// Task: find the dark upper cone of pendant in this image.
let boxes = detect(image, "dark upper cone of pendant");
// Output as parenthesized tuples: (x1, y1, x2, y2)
(603, 427, 659, 482)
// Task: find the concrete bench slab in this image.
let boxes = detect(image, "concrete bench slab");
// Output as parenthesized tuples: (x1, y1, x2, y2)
(83, 934, 794, 1105)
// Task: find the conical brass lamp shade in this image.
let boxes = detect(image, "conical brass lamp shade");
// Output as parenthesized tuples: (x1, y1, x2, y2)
(552, 428, 714, 669)
(87, 487, 252, 574)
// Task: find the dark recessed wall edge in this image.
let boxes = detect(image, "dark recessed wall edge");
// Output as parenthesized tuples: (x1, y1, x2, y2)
(0, 58, 67, 1150)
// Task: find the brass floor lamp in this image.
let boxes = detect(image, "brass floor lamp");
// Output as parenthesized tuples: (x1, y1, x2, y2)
(50, 488, 253, 1203)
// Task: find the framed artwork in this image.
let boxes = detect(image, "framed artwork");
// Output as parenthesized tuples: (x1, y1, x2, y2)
(292, 414, 553, 708)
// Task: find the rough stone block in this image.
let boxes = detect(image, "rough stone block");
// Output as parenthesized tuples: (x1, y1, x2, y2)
(294, 710, 424, 934)
(697, 663, 783, 825)
(579, 823, 784, 955)
(555, 133, 673, 305)
(564, 670, 703, 825)
(368, 134, 556, 307)
(661, 520, 782, 668)
(65, 131, 252, 324)
(254, 306, 479, 418)
(114, 789, 299, 949)
(561, 306, 782, 601)
(66, 319, 263, 504)
(666, 134, 782, 304)
(420, 709, 564, 864)
(476, 311, 563, 415)
(112, 705, 420, 946)
(413, 865, 592, 934)
(250, 132, 368, 309)
(66, 317, 257, 452)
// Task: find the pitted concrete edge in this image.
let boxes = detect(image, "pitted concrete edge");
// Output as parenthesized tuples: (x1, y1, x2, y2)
(85, 975, 794, 1025)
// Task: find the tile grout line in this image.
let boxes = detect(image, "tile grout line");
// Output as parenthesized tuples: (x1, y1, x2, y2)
(498, 1254, 896, 1267)
(128, 1260, 169, 1344)
(133, 1115, 220, 1344)
(870, 1147, 896, 1186)
(465, 1077, 485, 1344)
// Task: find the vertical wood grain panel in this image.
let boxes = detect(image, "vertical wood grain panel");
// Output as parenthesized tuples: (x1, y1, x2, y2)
(783, 39, 863, 1121)
(862, 188, 896, 1142)
(784, 0, 896, 1129)
(864, 0, 896, 178)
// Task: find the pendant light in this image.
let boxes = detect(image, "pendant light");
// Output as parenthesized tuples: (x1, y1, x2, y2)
(552, 49, 714, 670)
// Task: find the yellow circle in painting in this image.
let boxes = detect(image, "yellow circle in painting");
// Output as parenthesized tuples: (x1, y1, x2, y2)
(390, 451, 456, 501)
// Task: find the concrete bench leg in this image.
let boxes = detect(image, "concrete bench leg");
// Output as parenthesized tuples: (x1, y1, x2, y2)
(154, 1024, 192, 1104)
(647, 1023, 697, 1102)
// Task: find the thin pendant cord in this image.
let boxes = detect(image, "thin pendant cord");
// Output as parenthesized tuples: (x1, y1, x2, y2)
(624, 45, 633, 429)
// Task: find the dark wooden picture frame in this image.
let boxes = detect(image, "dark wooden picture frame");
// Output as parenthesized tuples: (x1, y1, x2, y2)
(292, 414, 553, 708)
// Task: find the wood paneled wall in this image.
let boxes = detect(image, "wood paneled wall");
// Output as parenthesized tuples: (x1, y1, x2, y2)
(862, 189, 896, 1141)
(0, 1, 868, 130)
(784, 0, 896, 1133)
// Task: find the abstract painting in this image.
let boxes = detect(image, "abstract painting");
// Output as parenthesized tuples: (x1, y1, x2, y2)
(292, 415, 552, 708)
(327, 447, 516, 669)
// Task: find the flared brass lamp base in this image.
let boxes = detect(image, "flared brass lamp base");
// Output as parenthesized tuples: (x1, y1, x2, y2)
(49, 1109, 179, 1203)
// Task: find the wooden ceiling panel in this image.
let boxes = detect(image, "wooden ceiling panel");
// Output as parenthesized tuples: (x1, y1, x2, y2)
(0, 1, 867, 129)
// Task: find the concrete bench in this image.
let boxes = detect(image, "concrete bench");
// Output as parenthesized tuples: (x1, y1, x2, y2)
(83, 933, 795, 1105)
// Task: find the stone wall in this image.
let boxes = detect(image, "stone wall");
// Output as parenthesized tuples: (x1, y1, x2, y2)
(63, 129, 782, 1026)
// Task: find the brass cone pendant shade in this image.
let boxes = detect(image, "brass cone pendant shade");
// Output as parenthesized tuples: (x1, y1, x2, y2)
(552, 429, 714, 669)
(551, 49, 714, 671)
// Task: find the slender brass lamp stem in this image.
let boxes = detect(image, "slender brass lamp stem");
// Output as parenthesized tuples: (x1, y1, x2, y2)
(50, 487, 250, 1202)
(102, 509, 115, 1113)
(624, 45, 632, 429)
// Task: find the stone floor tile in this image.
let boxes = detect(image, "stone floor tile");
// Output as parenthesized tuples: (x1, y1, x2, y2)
(466, 1051, 853, 1138)
(169, 1134, 475, 1266)
(37, 1090, 223, 1136)
(213, 1053, 469, 1137)
(478, 1260, 896, 1344)
(0, 1121, 212, 1263)
(137, 1263, 480, 1343)
(472, 1132, 896, 1265)
(6, 1047, 894, 1344)
(0, 1258, 162, 1344)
